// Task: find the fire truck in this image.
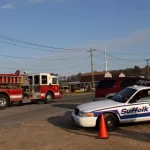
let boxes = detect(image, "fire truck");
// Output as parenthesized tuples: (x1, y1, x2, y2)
(0, 70, 63, 110)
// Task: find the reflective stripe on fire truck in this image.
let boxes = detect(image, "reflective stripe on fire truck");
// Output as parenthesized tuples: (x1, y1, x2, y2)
(41, 93, 45, 97)
(54, 92, 60, 96)
(41, 93, 60, 97)
(10, 95, 23, 99)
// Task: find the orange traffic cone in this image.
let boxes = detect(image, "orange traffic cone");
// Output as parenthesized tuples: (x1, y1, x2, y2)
(98, 114, 109, 139)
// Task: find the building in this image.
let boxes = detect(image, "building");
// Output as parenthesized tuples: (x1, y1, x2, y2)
(80, 71, 125, 87)
(61, 72, 125, 92)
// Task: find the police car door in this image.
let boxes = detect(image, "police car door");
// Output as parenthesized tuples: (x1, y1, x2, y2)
(127, 89, 150, 122)
(118, 88, 138, 123)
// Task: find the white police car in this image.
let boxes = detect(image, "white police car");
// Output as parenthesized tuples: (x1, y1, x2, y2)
(71, 85, 150, 131)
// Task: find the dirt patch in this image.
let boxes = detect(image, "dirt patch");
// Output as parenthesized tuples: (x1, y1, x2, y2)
(0, 112, 149, 150)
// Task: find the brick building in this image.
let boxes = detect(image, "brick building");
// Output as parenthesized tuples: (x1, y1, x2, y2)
(80, 71, 125, 87)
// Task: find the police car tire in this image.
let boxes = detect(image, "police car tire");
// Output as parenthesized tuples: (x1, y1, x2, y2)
(44, 92, 53, 104)
(96, 113, 118, 132)
(104, 113, 118, 132)
(0, 94, 9, 110)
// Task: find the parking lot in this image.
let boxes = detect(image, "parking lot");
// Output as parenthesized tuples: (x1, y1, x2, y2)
(0, 94, 150, 150)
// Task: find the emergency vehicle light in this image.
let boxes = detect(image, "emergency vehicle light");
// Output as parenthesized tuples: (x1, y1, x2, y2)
(50, 73, 58, 76)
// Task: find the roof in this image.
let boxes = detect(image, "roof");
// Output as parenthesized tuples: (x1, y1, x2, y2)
(80, 72, 106, 82)
(81, 72, 125, 77)
(80, 75, 150, 83)
(127, 85, 150, 90)
(66, 81, 80, 85)
(28, 73, 57, 77)
(81, 72, 105, 76)
(100, 76, 150, 80)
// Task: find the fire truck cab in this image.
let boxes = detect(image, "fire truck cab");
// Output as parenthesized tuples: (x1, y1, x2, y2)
(26, 73, 60, 101)
(0, 72, 62, 110)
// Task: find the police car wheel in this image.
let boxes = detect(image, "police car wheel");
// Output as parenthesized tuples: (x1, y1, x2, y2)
(104, 113, 118, 132)
(44, 92, 53, 104)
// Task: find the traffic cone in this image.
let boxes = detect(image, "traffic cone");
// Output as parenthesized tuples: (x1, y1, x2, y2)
(98, 114, 109, 139)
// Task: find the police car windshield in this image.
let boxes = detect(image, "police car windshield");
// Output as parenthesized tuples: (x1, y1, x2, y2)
(112, 88, 137, 103)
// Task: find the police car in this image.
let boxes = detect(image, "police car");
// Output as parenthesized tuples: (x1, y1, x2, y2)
(71, 85, 150, 132)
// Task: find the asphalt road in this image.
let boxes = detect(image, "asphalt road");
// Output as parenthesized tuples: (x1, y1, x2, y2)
(0, 93, 150, 150)
(0, 93, 94, 127)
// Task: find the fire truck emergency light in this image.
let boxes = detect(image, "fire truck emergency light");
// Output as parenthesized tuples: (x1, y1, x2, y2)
(50, 73, 58, 76)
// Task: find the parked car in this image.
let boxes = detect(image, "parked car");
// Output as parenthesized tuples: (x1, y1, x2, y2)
(93, 77, 150, 101)
(71, 85, 150, 132)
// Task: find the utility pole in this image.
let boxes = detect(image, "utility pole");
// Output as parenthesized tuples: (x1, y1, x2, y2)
(104, 48, 108, 72)
(146, 59, 150, 78)
(87, 49, 96, 88)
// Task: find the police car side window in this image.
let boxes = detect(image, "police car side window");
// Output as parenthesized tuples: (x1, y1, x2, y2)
(130, 89, 150, 103)
(138, 90, 150, 102)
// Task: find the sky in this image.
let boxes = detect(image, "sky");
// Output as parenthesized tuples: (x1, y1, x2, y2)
(0, 0, 150, 76)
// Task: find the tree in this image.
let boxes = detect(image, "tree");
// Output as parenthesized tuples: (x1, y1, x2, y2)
(58, 76, 64, 82)
(67, 76, 71, 82)
(76, 73, 81, 81)
(63, 76, 67, 81)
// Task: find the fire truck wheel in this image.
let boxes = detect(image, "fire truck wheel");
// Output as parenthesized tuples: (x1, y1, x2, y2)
(0, 94, 9, 110)
(45, 92, 53, 104)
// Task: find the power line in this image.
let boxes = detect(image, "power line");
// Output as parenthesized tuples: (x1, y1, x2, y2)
(108, 59, 144, 65)
(0, 54, 89, 61)
(109, 52, 150, 55)
(0, 34, 87, 51)
(93, 63, 139, 70)
(93, 54, 131, 64)
(95, 49, 144, 62)
(0, 63, 91, 72)
(0, 40, 84, 53)
(0, 40, 54, 52)
(107, 54, 144, 62)
(93, 54, 105, 60)
(93, 54, 145, 67)
(94, 62, 145, 67)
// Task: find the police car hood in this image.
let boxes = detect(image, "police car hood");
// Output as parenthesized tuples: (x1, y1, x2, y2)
(77, 99, 122, 112)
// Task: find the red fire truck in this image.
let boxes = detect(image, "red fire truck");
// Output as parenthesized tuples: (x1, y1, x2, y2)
(0, 71, 63, 110)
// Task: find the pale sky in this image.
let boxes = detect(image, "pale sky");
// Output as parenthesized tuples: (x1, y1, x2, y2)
(0, 0, 150, 76)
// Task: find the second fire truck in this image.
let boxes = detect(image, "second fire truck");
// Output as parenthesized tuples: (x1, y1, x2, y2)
(0, 71, 63, 110)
